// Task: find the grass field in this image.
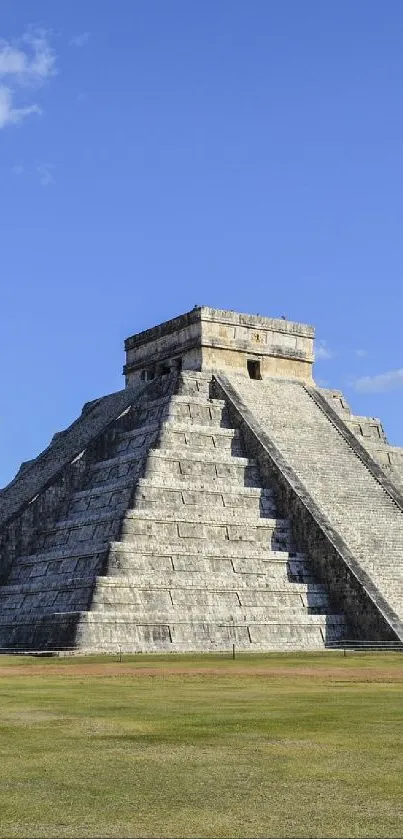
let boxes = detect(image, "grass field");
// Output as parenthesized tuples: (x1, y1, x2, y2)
(0, 651, 402, 838)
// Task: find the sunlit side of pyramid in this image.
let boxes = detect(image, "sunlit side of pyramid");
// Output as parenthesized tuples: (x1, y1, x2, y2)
(1, 306, 402, 651)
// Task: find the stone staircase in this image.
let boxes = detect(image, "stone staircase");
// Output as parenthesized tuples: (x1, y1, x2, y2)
(74, 373, 345, 651)
(320, 388, 403, 491)
(222, 375, 403, 630)
(0, 372, 346, 652)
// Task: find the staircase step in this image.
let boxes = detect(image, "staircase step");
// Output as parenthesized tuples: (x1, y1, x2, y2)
(0, 588, 328, 617)
(158, 423, 244, 454)
(10, 541, 110, 565)
(124, 507, 289, 526)
(133, 482, 275, 513)
(121, 509, 291, 547)
(109, 539, 302, 560)
(37, 510, 123, 551)
(43, 509, 123, 533)
(136, 477, 272, 495)
(93, 581, 328, 608)
(8, 550, 313, 586)
(79, 609, 344, 628)
(112, 423, 159, 455)
(106, 557, 316, 583)
(91, 447, 254, 472)
(88, 459, 144, 486)
(137, 393, 226, 411)
(89, 451, 145, 475)
(41, 505, 285, 534)
(0, 590, 93, 616)
(96, 567, 325, 587)
(166, 402, 230, 429)
(67, 483, 134, 516)
(90, 605, 334, 622)
(0, 575, 96, 596)
(158, 421, 239, 437)
(0, 608, 344, 630)
(73, 478, 136, 500)
(129, 395, 230, 429)
(10, 540, 303, 568)
(0, 618, 345, 652)
(114, 422, 242, 453)
(144, 450, 260, 486)
(176, 372, 213, 398)
(0, 575, 327, 597)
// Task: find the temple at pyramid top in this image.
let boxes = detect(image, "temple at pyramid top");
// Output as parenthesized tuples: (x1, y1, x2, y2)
(124, 306, 315, 386)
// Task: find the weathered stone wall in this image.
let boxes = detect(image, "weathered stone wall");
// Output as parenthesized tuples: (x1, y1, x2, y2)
(124, 306, 315, 384)
(0, 455, 87, 585)
(0, 399, 139, 586)
(2, 303, 402, 653)
(67, 371, 346, 652)
(0, 370, 346, 652)
(0, 375, 179, 650)
(320, 388, 403, 489)
(200, 307, 314, 373)
(214, 374, 403, 643)
(202, 346, 313, 381)
(0, 385, 150, 533)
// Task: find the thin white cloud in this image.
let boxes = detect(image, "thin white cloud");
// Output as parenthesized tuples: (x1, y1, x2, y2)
(355, 349, 367, 358)
(0, 28, 56, 129)
(11, 163, 24, 175)
(0, 29, 56, 85)
(36, 162, 55, 186)
(0, 85, 41, 127)
(69, 33, 90, 48)
(353, 369, 403, 393)
(315, 340, 333, 360)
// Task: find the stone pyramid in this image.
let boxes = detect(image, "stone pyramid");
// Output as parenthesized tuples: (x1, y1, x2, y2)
(0, 306, 402, 652)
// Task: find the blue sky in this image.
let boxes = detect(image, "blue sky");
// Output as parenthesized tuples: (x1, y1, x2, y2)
(1, 1, 403, 487)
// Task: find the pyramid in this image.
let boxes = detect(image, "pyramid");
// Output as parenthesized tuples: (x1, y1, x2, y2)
(0, 306, 402, 652)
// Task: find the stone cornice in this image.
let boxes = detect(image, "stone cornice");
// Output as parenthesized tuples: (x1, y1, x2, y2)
(125, 306, 314, 351)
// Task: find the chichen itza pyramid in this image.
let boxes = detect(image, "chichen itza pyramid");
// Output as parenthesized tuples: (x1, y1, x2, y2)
(0, 306, 402, 652)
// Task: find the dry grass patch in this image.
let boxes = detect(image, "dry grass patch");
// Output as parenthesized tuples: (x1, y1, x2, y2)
(0, 651, 401, 838)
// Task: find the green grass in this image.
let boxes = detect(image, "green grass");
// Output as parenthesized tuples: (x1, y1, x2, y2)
(0, 652, 402, 838)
